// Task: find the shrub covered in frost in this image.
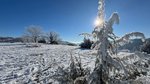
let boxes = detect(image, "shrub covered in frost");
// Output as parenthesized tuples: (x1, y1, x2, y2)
(38, 39, 46, 43)
(51, 54, 90, 84)
(46, 31, 61, 44)
(141, 38, 150, 54)
(79, 38, 93, 49)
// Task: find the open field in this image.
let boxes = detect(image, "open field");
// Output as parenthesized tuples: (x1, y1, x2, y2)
(0, 43, 150, 83)
(0, 44, 96, 83)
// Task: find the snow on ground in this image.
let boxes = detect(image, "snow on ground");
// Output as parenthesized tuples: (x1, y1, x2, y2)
(0, 44, 96, 83)
(112, 51, 150, 84)
(0, 43, 150, 83)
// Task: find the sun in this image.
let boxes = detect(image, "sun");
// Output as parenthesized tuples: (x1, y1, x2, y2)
(94, 17, 104, 26)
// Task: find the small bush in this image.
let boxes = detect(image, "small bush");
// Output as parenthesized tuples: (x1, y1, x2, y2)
(80, 38, 93, 49)
(51, 54, 89, 84)
(67, 43, 77, 46)
(50, 41, 58, 44)
(141, 39, 150, 54)
(38, 39, 46, 43)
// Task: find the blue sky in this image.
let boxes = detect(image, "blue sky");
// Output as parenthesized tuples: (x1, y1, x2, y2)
(0, 0, 150, 43)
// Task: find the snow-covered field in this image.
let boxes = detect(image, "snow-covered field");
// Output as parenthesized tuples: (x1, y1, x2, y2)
(0, 43, 150, 84)
(0, 44, 96, 83)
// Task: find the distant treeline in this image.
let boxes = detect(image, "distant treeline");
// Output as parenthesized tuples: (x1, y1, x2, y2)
(0, 37, 22, 43)
(0, 36, 77, 46)
(0, 25, 78, 46)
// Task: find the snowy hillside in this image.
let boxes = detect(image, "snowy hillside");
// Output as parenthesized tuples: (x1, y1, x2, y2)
(0, 44, 150, 83)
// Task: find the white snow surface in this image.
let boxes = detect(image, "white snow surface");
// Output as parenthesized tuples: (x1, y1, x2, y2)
(0, 43, 150, 83)
(0, 44, 96, 83)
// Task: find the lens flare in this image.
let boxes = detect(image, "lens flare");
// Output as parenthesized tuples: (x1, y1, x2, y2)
(94, 18, 103, 26)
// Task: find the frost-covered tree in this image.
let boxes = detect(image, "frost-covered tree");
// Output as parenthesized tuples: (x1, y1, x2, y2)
(43, 0, 147, 84)
(46, 31, 61, 44)
(79, 33, 92, 39)
(89, 0, 146, 84)
(22, 35, 32, 43)
(89, 12, 122, 84)
(23, 25, 43, 43)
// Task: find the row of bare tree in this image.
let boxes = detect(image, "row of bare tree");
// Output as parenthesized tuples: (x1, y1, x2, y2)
(22, 25, 61, 44)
